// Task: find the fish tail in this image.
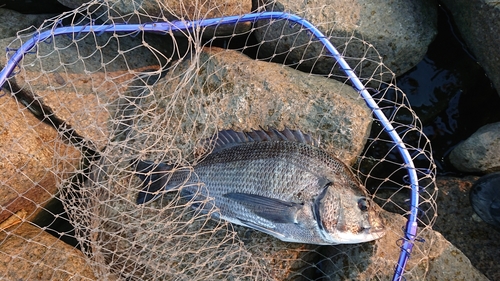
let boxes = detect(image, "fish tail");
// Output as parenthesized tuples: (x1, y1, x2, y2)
(133, 159, 174, 205)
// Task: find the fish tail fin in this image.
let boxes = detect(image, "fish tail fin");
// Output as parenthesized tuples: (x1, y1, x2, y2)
(133, 159, 174, 205)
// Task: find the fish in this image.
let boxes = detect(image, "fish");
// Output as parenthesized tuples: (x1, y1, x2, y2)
(133, 128, 385, 245)
(470, 172, 500, 228)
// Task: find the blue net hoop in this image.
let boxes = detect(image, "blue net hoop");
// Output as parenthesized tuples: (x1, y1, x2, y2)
(0, 12, 422, 280)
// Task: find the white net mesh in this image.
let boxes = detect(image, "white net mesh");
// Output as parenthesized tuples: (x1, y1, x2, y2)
(0, 1, 437, 280)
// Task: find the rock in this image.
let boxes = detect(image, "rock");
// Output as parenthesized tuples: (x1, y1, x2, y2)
(60, 46, 372, 280)
(0, 96, 81, 225)
(127, 46, 372, 165)
(469, 172, 500, 227)
(94, 0, 253, 37)
(57, 0, 89, 9)
(440, 0, 500, 95)
(254, 0, 437, 80)
(318, 211, 488, 280)
(449, 122, 500, 173)
(0, 8, 54, 40)
(0, 24, 186, 278)
(433, 176, 500, 281)
(0, 223, 97, 280)
(0, 24, 177, 149)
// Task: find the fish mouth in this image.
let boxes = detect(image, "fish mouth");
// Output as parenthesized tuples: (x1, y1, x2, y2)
(333, 226, 386, 244)
(331, 215, 386, 244)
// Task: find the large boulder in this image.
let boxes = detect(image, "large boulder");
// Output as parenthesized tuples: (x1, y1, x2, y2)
(0, 8, 54, 40)
(0, 27, 175, 149)
(127, 46, 372, 164)
(0, 14, 173, 225)
(0, 223, 97, 280)
(254, 0, 438, 80)
(449, 122, 500, 173)
(0, 96, 81, 225)
(63, 0, 254, 37)
(440, 0, 500, 95)
(63, 46, 373, 280)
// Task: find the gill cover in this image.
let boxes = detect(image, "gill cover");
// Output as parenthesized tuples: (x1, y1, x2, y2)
(313, 181, 342, 241)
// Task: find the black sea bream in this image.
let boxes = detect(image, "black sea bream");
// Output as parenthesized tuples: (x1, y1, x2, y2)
(134, 128, 385, 245)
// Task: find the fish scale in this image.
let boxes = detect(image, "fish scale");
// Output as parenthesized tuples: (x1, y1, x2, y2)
(134, 128, 385, 245)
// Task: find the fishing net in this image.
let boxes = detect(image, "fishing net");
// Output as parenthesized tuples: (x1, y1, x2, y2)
(0, 1, 437, 280)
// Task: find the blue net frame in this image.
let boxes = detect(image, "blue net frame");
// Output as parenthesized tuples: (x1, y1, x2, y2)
(0, 12, 425, 281)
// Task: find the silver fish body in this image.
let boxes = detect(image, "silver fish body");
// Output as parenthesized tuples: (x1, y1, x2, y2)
(135, 128, 385, 245)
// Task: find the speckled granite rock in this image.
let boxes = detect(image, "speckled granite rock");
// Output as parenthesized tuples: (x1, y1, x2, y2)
(254, 0, 438, 80)
(0, 223, 97, 280)
(0, 29, 172, 149)
(130, 46, 373, 164)
(0, 96, 81, 225)
(72, 0, 254, 37)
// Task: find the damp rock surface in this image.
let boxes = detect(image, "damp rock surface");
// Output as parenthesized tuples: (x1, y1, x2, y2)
(440, 0, 500, 97)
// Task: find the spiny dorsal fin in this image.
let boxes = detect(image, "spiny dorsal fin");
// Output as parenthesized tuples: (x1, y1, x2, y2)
(206, 127, 319, 153)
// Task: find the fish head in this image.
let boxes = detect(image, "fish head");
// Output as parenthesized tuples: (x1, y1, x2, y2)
(314, 178, 385, 244)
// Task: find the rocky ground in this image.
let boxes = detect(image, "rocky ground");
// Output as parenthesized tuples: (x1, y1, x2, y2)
(434, 177, 500, 281)
(0, 0, 499, 280)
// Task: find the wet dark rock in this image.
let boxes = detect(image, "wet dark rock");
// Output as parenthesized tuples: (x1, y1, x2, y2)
(440, 0, 500, 96)
(470, 172, 500, 227)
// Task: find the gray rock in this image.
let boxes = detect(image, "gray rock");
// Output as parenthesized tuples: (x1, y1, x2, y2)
(0, 223, 98, 280)
(433, 176, 500, 281)
(97, 0, 253, 37)
(67, 46, 373, 280)
(57, 0, 90, 9)
(254, 0, 438, 80)
(0, 27, 179, 149)
(126, 46, 373, 164)
(449, 122, 500, 173)
(440, 0, 500, 95)
(0, 8, 55, 40)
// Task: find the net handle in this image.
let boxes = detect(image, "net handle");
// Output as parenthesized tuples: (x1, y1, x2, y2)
(0, 12, 420, 280)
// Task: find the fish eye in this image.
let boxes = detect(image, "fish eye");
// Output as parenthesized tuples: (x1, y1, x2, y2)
(358, 198, 369, 212)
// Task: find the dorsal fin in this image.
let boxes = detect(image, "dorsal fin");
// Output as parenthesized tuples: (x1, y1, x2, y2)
(204, 127, 319, 153)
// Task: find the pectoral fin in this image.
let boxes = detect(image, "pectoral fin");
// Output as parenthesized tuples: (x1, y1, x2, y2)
(224, 192, 302, 224)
